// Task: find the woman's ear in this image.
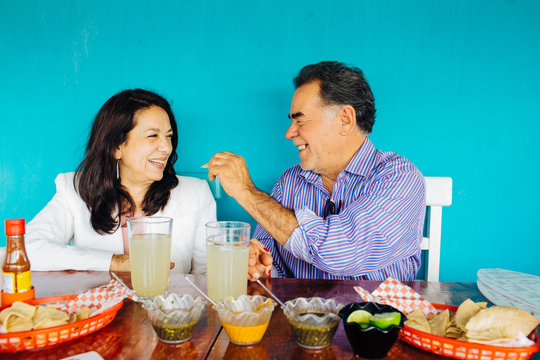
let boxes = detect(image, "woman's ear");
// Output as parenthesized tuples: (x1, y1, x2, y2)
(114, 146, 122, 160)
(339, 105, 357, 135)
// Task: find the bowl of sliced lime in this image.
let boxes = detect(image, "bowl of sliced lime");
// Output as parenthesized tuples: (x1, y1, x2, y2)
(338, 302, 405, 359)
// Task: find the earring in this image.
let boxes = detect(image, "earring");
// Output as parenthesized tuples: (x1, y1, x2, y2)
(116, 160, 120, 179)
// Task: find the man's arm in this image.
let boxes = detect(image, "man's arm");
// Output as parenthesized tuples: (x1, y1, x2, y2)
(235, 187, 297, 245)
(284, 164, 426, 277)
(207, 151, 297, 245)
(208, 150, 425, 279)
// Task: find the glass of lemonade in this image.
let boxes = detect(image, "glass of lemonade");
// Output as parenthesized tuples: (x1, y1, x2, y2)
(127, 216, 172, 298)
(206, 221, 250, 302)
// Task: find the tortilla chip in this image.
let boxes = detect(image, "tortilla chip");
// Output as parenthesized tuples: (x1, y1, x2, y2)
(0, 301, 36, 322)
(403, 300, 538, 344)
(446, 324, 464, 339)
(74, 307, 93, 321)
(428, 309, 450, 337)
(455, 299, 485, 330)
(32, 305, 70, 329)
(5, 316, 33, 332)
(0, 301, 37, 330)
(404, 309, 431, 333)
(465, 306, 539, 342)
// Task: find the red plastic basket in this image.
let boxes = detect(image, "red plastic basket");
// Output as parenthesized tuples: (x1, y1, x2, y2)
(399, 303, 540, 360)
(0, 294, 123, 352)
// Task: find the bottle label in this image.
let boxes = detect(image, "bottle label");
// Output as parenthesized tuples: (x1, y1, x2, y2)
(16, 271, 32, 292)
(2, 271, 32, 293)
(2, 272, 15, 293)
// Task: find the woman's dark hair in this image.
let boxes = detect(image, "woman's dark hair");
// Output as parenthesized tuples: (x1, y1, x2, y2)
(293, 61, 376, 134)
(74, 89, 179, 234)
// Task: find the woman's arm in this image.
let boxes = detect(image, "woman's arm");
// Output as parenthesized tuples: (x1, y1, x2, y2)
(24, 173, 115, 271)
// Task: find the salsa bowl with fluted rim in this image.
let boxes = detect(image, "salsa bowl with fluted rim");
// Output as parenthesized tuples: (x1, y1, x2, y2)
(214, 295, 276, 345)
(143, 293, 206, 344)
(283, 297, 343, 349)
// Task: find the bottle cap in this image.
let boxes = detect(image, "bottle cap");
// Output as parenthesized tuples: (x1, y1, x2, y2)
(5, 219, 25, 235)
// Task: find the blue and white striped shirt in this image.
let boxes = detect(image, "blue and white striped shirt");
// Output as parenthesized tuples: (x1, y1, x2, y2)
(253, 138, 426, 281)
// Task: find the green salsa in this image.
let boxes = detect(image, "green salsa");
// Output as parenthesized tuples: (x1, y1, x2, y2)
(152, 321, 197, 343)
(288, 317, 339, 348)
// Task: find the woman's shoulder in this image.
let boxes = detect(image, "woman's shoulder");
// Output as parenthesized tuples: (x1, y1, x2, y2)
(175, 175, 207, 187)
(53, 172, 78, 194)
(164, 176, 214, 216)
(170, 175, 212, 199)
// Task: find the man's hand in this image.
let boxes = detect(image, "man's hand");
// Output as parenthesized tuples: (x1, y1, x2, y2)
(206, 151, 299, 246)
(110, 254, 175, 272)
(248, 239, 273, 281)
(207, 151, 255, 200)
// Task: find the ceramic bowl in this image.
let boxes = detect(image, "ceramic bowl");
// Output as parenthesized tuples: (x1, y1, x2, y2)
(143, 293, 206, 344)
(338, 302, 405, 359)
(214, 295, 276, 345)
(283, 297, 343, 349)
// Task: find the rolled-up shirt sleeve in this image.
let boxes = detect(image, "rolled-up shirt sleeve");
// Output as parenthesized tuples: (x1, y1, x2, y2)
(252, 181, 289, 277)
(284, 165, 425, 278)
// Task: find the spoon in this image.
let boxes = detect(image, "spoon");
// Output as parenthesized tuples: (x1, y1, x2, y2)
(256, 279, 286, 308)
(184, 275, 218, 307)
(110, 271, 145, 303)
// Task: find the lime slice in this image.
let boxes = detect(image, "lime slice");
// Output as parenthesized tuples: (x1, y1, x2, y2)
(346, 309, 372, 324)
(369, 312, 401, 329)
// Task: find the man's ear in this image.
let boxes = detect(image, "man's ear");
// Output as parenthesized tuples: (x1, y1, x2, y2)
(339, 105, 357, 135)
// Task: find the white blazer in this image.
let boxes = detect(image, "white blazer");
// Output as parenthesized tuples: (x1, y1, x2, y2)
(20, 173, 216, 274)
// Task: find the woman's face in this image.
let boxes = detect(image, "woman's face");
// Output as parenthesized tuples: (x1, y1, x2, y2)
(115, 105, 173, 189)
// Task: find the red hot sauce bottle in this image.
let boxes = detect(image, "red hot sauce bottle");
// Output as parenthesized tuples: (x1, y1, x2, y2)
(2, 219, 34, 306)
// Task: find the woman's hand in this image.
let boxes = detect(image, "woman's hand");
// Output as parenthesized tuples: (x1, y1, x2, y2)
(109, 254, 175, 272)
(248, 239, 273, 281)
(110, 254, 175, 272)
(110, 254, 130, 272)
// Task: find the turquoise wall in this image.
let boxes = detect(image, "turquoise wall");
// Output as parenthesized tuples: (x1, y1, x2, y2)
(1, 0, 539, 281)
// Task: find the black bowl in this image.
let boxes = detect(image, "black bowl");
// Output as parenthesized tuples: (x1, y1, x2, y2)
(338, 302, 406, 359)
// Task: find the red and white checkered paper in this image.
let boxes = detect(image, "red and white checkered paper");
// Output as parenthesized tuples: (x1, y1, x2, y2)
(354, 277, 438, 316)
(55, 279, 135, 316)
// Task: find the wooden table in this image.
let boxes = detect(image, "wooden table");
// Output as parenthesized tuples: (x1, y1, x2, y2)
(2, 272, 538, 359)
(2, 272, 222, 360)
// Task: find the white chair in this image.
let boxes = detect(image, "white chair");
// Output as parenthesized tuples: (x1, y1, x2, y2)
(420, 177, 453, 282)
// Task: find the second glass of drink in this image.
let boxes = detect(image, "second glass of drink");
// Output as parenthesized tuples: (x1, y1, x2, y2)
(206, 221, 250, 302)
(127, 216, 172, 298)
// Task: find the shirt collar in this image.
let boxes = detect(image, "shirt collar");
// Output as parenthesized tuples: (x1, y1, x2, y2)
(342, 137, 376, 178)
(299, 137, 376, 183)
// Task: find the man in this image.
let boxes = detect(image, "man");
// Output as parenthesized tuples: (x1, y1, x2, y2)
(208, 61, 425, 281)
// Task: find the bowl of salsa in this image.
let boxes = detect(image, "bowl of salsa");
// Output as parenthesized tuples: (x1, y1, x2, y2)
(214, 295, 276, 345)
(143, 293, 206, 344)
(283, 297, 343, 349)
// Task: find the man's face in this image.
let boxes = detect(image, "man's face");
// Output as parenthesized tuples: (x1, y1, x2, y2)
(286, 81, 341, 176)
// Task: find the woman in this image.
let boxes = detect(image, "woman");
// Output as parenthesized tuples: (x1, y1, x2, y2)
(22, 89, 216, 274)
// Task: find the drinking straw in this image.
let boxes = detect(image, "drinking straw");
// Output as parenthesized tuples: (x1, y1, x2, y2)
(184, 275, 218, 307)
(110, 271, 144, 303)
(256, 279, 286, 308)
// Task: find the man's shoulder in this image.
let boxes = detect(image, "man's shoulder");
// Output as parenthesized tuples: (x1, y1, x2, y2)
(277, 163, 315, 188)
(372, 149, 423, 181)
(279, 163, 304, 180)
(269, 164, 310, 198)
